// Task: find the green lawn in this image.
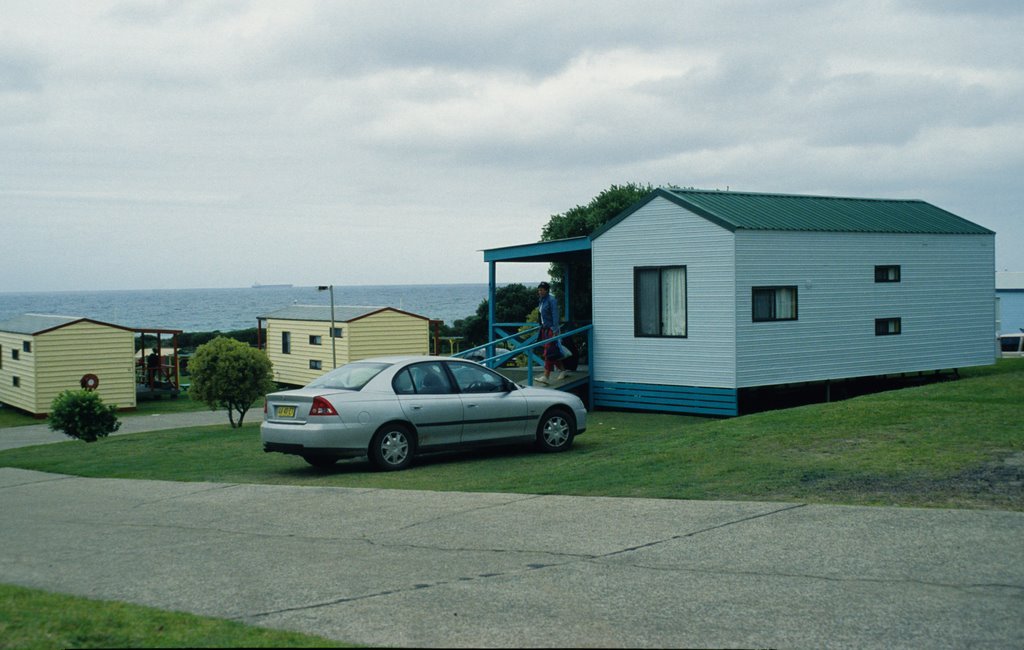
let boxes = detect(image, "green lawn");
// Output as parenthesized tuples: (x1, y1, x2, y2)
(3, 358, 1021, 511)
(0, 583, 352, 650)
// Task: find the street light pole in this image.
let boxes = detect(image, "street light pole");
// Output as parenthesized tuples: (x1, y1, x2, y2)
(317, 285, 337, 369)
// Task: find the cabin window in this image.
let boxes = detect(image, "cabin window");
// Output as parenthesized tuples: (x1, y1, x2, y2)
(331, 327, 343, 338)
(11, 349, 19, 361)
(281, 331, 291, 354)
(309, 360, 322, 370)
(875, 317, 902, 336)
(634, 266, 687, 337)
(0, 345, 3, 368)
(875, 265, 901, 282)
(752, 286, 798, 322)
(22, 341, 31, 353)
(12, 376, 19, 387)
(309, 335, 322, 346)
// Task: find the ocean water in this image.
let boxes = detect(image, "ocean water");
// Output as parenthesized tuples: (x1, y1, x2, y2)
(0, 284, 500, 332)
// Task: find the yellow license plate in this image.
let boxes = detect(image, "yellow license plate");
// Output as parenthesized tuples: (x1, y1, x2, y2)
(276, 406, 296, 418)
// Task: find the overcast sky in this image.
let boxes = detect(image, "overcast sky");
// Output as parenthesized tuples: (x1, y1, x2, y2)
(2, 0, 1022, 292)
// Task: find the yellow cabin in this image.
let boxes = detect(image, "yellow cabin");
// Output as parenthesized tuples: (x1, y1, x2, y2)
(0, 314, 136, 416)
(258, 305, 431, 386)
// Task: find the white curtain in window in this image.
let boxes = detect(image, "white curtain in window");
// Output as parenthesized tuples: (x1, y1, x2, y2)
(661, 267, 687, 336)
(775, 287, 796, 319)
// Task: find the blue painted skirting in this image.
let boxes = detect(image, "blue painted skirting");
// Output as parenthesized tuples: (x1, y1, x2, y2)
(592, 381, 738, 417)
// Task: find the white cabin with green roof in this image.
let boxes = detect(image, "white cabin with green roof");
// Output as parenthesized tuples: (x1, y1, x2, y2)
(482, 187, 996, 416)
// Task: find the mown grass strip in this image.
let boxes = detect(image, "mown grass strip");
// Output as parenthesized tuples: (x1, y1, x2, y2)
(0, 583, 352, 649)
(2, 359, 1020, 510)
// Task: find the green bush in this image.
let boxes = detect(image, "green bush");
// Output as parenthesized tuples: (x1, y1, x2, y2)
(189, 337, 275, 428)
(48, 389, 121, 443)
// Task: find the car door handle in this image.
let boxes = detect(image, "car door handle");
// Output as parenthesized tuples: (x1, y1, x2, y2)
(412, 405, 423, 410)
(466, 403, 478, 408)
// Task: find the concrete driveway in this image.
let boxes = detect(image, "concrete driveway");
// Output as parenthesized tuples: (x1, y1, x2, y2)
(1, 461, 1022, 648)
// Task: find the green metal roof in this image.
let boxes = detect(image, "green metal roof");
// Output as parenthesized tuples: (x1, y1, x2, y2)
(593, 188, 994, 237)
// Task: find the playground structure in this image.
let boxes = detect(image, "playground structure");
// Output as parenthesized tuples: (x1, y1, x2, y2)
(135, 328, 183, 399)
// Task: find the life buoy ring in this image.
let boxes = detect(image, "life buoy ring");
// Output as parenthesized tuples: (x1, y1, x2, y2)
(80, 374, 99, 390)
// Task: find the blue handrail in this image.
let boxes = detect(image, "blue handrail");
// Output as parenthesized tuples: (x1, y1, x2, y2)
(455, 323, 593, 390)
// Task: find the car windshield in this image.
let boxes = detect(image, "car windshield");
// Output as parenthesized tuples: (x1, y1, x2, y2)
(305, 362, 391, 391)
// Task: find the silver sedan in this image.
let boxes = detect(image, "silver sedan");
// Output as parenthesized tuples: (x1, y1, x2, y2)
(261, 355, 587, 471)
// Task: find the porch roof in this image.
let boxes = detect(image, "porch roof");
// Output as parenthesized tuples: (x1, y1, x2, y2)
(482, 236, 591, 264)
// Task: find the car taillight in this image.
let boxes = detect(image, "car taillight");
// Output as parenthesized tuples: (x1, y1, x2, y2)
(263, 398, 267, 414)
(309, 396, 338, 417)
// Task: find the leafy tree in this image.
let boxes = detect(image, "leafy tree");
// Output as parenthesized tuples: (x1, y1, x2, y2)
(454, 283, 539, 347)
(188, 336, 275, 428)
(48, 389, 121, 443)
(540, 183, 653, 320)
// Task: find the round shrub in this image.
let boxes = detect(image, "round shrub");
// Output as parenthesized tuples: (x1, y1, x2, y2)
(48, 389, 121, 443)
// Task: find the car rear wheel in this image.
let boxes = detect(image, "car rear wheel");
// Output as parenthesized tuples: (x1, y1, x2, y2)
(536, 408, 575, 453)
(369, 424, 415, 471)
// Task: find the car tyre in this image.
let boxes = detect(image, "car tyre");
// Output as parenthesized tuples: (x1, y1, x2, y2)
(536, 408, 575, 453)
(369, 424, 415, 471)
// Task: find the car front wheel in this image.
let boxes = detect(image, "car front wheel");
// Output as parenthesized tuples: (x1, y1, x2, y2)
(369, 424, 415, 471)
(536, 408, 575, 453)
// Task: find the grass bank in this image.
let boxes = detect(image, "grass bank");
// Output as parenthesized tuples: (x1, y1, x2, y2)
(3, 359, 1020, 511)
(0, 583, 350, 649)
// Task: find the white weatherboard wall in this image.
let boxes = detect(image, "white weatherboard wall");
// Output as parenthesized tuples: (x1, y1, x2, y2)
(592, 195, 996, 393)
(735, 230, 996, 387)
(592, 196, 737, 389)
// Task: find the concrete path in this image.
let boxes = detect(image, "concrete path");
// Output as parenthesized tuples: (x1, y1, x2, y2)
(0, 413, 1022, 647)
(0, 409, 248, 451)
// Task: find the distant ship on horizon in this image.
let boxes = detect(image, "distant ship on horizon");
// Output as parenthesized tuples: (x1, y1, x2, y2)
(251, 282, 293, 289)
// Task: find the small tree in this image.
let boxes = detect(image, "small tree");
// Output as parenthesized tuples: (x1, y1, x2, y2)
(48, 389, 121, 443)
(189, 336, 275, 428)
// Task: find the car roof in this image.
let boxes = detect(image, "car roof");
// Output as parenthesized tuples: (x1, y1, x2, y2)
(357, 355, 477, 364)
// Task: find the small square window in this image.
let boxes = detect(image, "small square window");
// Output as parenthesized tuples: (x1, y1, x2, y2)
(11, 349, 19, 360)
(22, 341, 31, 353)
(752, 286, 798, 322)
(309, 360, 322, 370)
(309, 335, 322, 345)
(875, 265, 901, 283)
(875, 317, 902, 336)
(331, 327, 343, 338)
(12, 376, 20, 387)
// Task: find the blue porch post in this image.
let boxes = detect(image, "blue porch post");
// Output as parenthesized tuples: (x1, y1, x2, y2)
(562, 263, 570, 323)
(488, 261, 497, 353)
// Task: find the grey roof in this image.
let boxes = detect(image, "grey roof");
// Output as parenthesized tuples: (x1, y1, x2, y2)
(0, 314, 125, 335)
(593, 188, 994, 238)
(258, 304, 428, 322)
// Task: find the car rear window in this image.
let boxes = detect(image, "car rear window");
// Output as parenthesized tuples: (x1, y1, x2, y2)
(1001, 336, 1023, 353)
(305, 362, 391, 390)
